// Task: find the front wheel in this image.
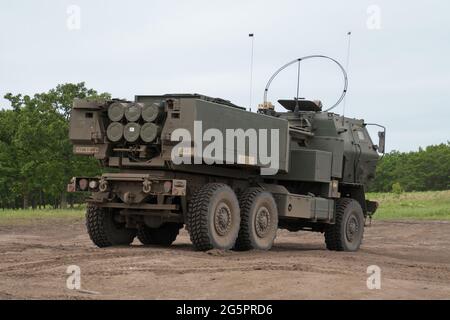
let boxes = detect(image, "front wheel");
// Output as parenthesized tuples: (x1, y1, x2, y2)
(324, 198, 364, 252)
(86, 205, 136, 248)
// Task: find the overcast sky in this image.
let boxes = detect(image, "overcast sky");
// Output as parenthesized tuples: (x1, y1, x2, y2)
(1, 0, 449, 152)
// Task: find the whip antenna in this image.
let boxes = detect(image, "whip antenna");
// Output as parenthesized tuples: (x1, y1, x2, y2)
(248, 33, 255, 112)
(342, 31, 352, 121)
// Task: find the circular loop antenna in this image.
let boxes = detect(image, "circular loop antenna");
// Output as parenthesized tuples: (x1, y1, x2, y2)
(263, 55, 348, 112)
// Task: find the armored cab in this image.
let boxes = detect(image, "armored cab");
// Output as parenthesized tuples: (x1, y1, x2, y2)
(68, 58, 384, 252)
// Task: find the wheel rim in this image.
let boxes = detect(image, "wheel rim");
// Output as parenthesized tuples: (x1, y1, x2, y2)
(345, 214, 359, 243)
(214, 202, 232, 236)
(255, 206, 271, 238)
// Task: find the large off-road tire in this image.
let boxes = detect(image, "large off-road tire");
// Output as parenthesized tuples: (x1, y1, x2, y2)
(234, 188, 279, 251)
(188, 183, 240, 251)
(325, 198, 364, 252)
(86, 205, 136, 248)
(137, 223, 182, 246)
(185, 186, 200, 233)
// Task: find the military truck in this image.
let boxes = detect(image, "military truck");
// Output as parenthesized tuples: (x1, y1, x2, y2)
(67, 57, 384, 252)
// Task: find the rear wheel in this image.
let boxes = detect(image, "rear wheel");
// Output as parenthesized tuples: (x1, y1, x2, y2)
(188, 183, 240, 251)
(137, 223, 182, 246)
(325, 198, 364, 251)
(234, 188, 278, 251)
(86, 205, 136, 248)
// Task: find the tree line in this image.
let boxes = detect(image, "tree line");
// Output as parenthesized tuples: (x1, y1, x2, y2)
(0, 83, 448, 209)
(369, 142, 450, 192)
(0, 83, 109, 209)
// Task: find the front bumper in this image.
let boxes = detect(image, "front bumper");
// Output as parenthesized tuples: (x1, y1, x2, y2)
(67, 173, 187, 197)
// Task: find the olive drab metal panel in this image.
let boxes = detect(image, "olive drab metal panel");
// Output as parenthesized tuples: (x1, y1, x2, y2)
(68, 94, 379, 187)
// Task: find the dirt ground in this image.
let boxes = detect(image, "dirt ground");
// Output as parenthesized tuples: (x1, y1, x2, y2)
(0, 218, 449, 300)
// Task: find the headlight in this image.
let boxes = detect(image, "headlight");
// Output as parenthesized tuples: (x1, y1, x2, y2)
(78, 178, 88, 191)
(163, 181, 172, 193)
(89, 180, 98, 189)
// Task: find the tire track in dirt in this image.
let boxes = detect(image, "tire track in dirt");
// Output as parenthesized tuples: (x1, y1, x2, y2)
(1, 218, 450, 299)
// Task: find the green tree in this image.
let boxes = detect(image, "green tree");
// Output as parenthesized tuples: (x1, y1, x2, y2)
(0, 109, 20, 208)
(1, 82, 110, 209)
(369, 142, 450, 192)
(391, 182, 404, 197)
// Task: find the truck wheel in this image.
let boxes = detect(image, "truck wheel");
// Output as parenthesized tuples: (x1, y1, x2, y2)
(188, 183, 240, 251)
(86, 205, 136, 248)
(137, 223, 182, 246)
(234, 188, 278, 251)
(325, 198, 364, 252)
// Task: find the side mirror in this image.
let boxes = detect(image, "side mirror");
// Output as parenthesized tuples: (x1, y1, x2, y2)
(364, 123, 386, 154)
(378, 131, 386, 154)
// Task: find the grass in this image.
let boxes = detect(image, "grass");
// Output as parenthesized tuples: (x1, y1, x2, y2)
(367, 190, 450, 220)
(0, 207, 85, 225)
(0, 191, 449, 223)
